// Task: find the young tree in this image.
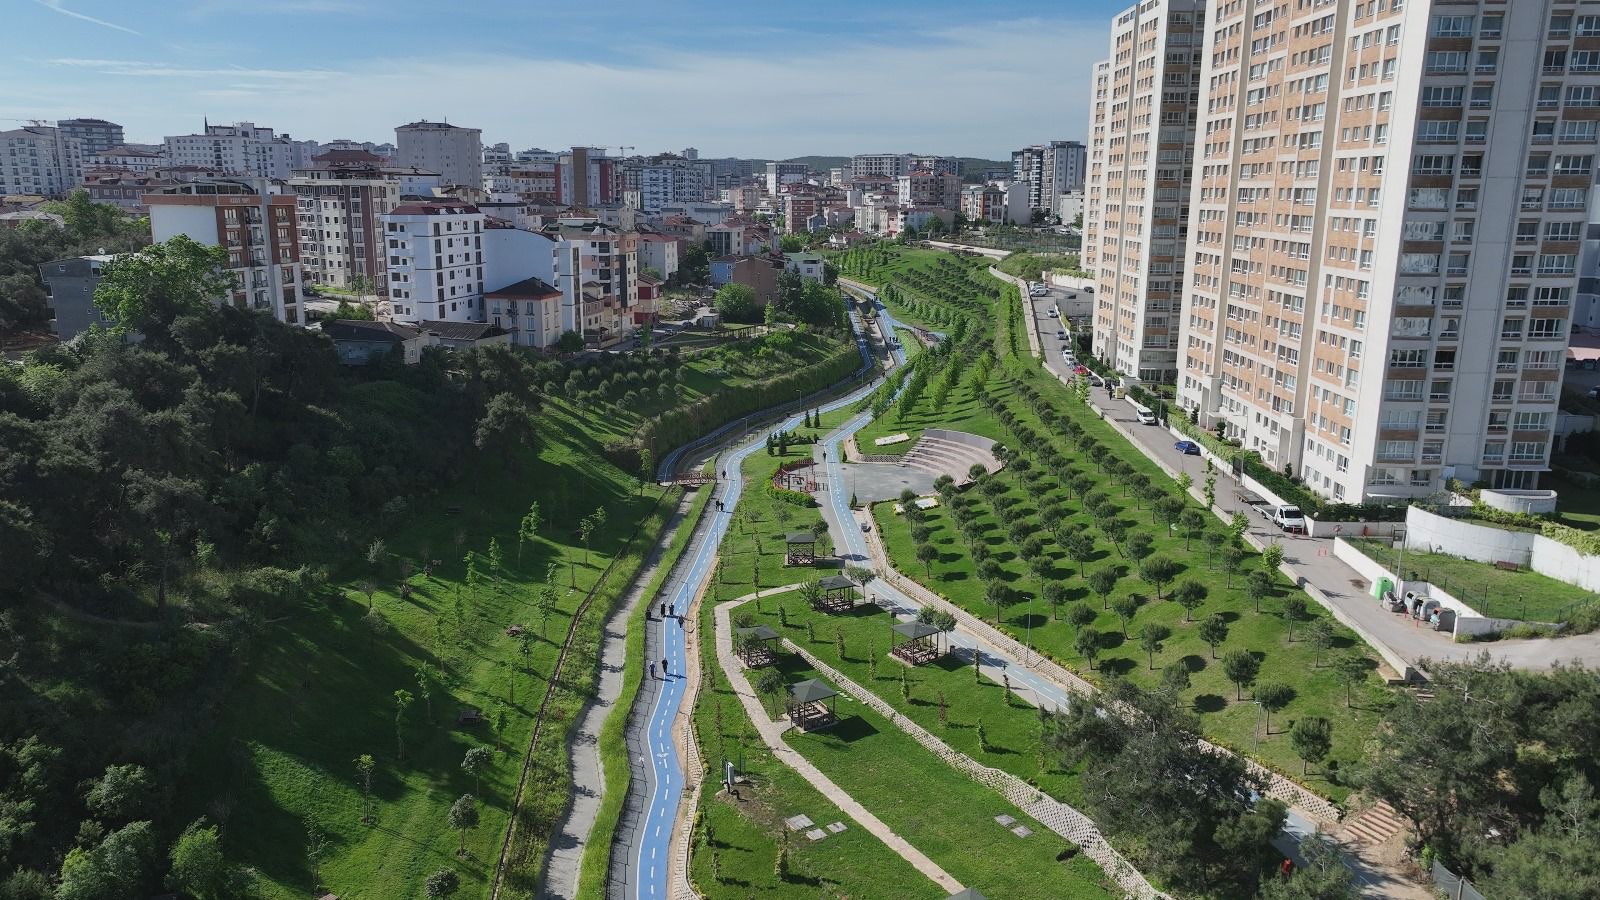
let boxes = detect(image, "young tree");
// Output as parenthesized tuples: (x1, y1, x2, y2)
(1170, 579, 1208, 622)
(1140, 555, 1178, 599)
(915, 541, 939, 577)
(84, 763, 157, 823)
(1066, 602, 1097, 633)
(393, 690, 414, 760)
(1283, 594, 1309, 642)
(1074, 627, 1101, 670)
(1138, 623, 1172, 670)
(1220, 544, 1246, 587)
(1222, 649, 1260, 701)
(1043, 581, 1069, 619)
(1061, 531, 1096, 577)
(1154, 496, 1185, 532)
(1087, 568, 1119, 609)
(1201, 528, 1226, 567)
(1198, 613, 1229, 659)
(425, 868, 462, 898)
(354, 754, 376, 824)
(1111, 595, 1139, 637)
(448, 794, 479, 856)
(1262, 542, 1285, 573)
(1125, 532, 1154, 564)
(358, 579, 378, 610)
(1255, 682, 1294, 734)
(577, 514, 597, 563)
(487, 537, 504, 592)
(461, 747, 493, 798)
(1332, 653, 1369, 707)
(1290, 717, 1334, 775)
(1306, 618, 1335, 667)
(1160, 662, 1191, 697)
(1246, 568, 1274, 613)
(165, 818, 230, 900)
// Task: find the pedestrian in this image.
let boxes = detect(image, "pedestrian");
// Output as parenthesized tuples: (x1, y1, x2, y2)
(649, 661, 656, 679)
(668, 603, 676, 619)
(661, 657, 669, 676)
(1279, 858, 1294, 880)
(660, 602, 667, 618)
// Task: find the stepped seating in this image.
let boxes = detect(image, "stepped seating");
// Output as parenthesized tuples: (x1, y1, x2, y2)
(897, 429, 1001, 483)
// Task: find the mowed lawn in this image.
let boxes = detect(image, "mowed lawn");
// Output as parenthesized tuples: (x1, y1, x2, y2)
(1348, 539, 1594, 624)
(181, 400, 680, 900)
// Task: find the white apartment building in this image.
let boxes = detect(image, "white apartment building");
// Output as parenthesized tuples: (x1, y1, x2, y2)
(1175, 0, 1599, 501)
(56, 118, 123, 155)
(625, 155, 711, 213)
(1085, 0, 1203, 385)
(88, 146, 166, 173)
(289, 151, 408, 290)
(1012, 140, 1088, 214)
(850, 153, 960, 179)
(765, 161, 809, 194)
(1084, 60, 1112, 280)
(0, 126, 84, 197)
(383, 202, 485, 324)
(144, 179, 304, 325)
(395, 120, 483, 189)
(551, 223, 637, 341)
(164, 122, 296, 179)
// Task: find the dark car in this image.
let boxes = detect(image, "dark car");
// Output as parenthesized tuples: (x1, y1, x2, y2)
(1174, 440, 1201, 456)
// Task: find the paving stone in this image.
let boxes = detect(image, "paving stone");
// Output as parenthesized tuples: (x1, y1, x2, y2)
(994, 814, 1016, 826)
(785, 814, 814, 831)
(1011, 825, 1033, 838)
(827, 821, 847, 833)
(805, 828, 827, 841)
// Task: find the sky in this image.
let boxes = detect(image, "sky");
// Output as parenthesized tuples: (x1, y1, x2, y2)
(5, 0, 1127, 159)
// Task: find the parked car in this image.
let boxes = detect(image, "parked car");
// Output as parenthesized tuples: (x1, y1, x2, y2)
(1135, 407, 1159, 426)
(1074, 365, 1089, 375)
(1270, 505, 1307, 534)
(1174, 440, 1201, 456)
(1087, 373, 1104, 387)
(1047, 308, 1058, 318)
(1056, 329, 1067, 340)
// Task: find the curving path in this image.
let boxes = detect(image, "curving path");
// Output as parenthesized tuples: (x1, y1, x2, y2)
(614, 308, 887, 900)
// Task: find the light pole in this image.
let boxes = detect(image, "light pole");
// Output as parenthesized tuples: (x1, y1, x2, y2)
(1024, 593, 1036, 666)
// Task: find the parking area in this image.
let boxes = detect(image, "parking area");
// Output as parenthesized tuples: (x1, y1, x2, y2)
(1027, 289, 1101, 387)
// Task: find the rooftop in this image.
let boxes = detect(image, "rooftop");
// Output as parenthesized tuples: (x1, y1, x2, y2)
(418, 320, 509, 341)
(322, 319, 421, 343)
(485, 276, 562, 301)
(388, 201, 479, 216)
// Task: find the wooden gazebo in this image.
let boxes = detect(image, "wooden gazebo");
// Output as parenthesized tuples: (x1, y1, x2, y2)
(786, 678, 838, 731)
(890, 620, 946, 665)
(734, 624, 781, 668)
(815, 574, 860, 613)
(784, 532, 817, 566)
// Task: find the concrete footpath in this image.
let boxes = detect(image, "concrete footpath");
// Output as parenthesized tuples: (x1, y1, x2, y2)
(541, 494, 693, 900)
(712, 587, 965, 896)
(1022, 292, 1600, 673)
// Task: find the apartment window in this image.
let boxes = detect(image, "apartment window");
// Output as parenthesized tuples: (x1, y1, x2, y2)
(1426, 410, 1448, 433)
(1507, 286, 1530, 308)
(1510, 442, 1545, 462)
(1560, 120, 1598, 142)
(1476, 50, 1499, 74)
(1386, 380, 1425, 401)
(1514, 412, 1552, 430)
(1568, 86, 1600, 108)
(1390, 348, 1427, 368)
(1426, 51, 1468, 74)
(1554, 154, 1594, 175)
(1502, 317, 1525, 339)
(1533, 286, 1571, 306)
(1539, 85, 1563, 110)
(1431, 15, 1474, 37)
(1530, 318, 1565, 339)
(1434, 349, 1456, 370)
(1411, 154, 1454, 174)
(1579, 16, 1600, 38)
(1421, 86, 1463, 107)
(1480, 14, 1503, 39)
(1377, 440, 1416, 461)
(1470, 85, 1493, 108)
(1551, 14, 1573, 38)
(1483, 441, 1507, 463)
(1538, 254, 1576, 275)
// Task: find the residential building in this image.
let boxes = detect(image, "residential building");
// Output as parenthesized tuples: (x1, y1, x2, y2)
(395, 120, 483, 189)
(1012, 140, 1087, 216)
(557, 147, 619, 208)
(784, 252, 826, 281)
(765, 161, 808, 194)
(1057, 190, 1085, 227)
(784, 191, 825, 233)
(895, 169, 962, 211)
(1, 126, 84, 197)
(87, 145, 165, 173)
(485, 276, 565, 348)
(706, 218, 771, 257)
(382, 201, 485, 324)
(621, 153, 712, 212)
(289, 150, 415, 290)
(323, 319, 427, 365)
(418, 319, 512, 350)
(709, 254, 782, 306)
(38, 254, 115, 339)
(164, 121, 296, 179)
(961, 183, 1027, 225)
(55, 118, 123, 155)
(635, 232, 681, 281)
(850, 153, 959, 178)
(551, 222, 637, 342)
(1085, 0, 1201, 386)
(658, 202, 732, 225)
(636, 273, 663, 325)
(82, 172, 177, 212)
(143, 179, 304, 324)
(1084, 60, 1112, 280)
(1175, 0, 1595, 501)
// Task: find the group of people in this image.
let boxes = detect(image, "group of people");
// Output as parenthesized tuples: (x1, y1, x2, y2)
(649, 601, 681, 680)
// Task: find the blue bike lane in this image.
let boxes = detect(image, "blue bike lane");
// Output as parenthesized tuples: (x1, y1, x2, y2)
(628, 310, 884, 899)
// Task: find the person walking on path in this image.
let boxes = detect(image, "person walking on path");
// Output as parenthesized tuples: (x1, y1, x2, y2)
(649, 661, 656, 679)
(661, 657, 669, 677)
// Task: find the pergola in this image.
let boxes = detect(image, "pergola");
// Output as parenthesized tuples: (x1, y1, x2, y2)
(784, 532, 817, 566)
(734, 624, 781, 668)
(813, 574, 860, 613)
(890, 620, 946, 666)
(786, 678, 838, 731)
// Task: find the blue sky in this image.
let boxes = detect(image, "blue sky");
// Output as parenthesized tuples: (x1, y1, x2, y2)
(7, 0, 1126, 158)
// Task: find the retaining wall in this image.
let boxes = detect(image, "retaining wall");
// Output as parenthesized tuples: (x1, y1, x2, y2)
(1404, 506, 1600, 593)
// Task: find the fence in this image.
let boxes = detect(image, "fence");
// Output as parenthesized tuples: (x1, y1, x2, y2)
(1432, 859, 1487, 900)
(780, 638, 1170, 900)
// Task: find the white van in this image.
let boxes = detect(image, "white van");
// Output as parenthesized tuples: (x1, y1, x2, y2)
(1131, 403, 1158, 425)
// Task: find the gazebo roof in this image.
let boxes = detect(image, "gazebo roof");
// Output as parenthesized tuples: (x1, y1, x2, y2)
(788, 678, 837, 703)
(736, 624, 781, 641)
(819, 574, 856, 590)
(892, 621, 942, 640)
(947, 890, 988, 900)
(785, 532, 818, 544)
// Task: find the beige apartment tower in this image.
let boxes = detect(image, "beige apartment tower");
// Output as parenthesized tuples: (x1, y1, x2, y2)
(1167, 0, 1597, 503)
(1086, 0, 1206, 385)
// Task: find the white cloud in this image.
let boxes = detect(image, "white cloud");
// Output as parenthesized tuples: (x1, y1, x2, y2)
(46, 58, 342, 81)
(33, 0, 141, 36)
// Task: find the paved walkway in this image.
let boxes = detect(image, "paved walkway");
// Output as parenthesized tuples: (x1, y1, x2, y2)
(712, 587, 965, 895)
(1022, 293, 1600, 672)
(543, 494, 693, 900)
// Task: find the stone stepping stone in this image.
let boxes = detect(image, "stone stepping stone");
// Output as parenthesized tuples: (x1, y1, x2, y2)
(805, 828, 828, 841)
(785, 814, 814, 831)
(827, 821, 847, 833)
(994, 814, 1016, 826)
(1011, 825, 1033, 838)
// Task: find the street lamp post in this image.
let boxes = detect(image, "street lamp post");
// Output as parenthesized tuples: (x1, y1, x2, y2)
(1024, 594, 1036, 666)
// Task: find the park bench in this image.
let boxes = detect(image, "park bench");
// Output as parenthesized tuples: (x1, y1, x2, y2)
(456, 707, 485, 726)
(1494, 560, 1520, 572)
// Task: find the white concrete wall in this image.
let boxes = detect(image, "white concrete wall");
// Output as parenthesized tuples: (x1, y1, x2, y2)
(1403, 505, 1600, 594)
(1480, 489, 1559, 515)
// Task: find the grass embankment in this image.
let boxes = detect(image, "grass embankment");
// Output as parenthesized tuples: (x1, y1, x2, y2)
(1348, 539, 1593, 624)
(577, 473, 715, 898)
(851, 248, 1388, 799)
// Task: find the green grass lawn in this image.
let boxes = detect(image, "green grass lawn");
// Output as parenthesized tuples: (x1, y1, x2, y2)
(717, 442, 834, 592)
(853, 354, 1012, 456)
(690, 590, 945, 899)
(739, 589, 1085, 807)
(180, 400, 687, 900)
(1347, 539, 1594, 624)
(1549, 473, 1600, 531)
(773, 664, 1116, 899)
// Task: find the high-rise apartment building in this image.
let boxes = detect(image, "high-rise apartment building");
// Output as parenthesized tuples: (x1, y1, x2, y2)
(1173, 0, 1597, 501)
(395, 120, 483, 189)
(56, 118, 124, 155)
(0, 125, 84, 197)
(1011, 140, 1089, 214)
(143, 179, 304, 324)
(164, 122, 296, 179)
(1085, 0, 1204, 384)
(383, 201, 485, 324)
(765, 161, 809, 194)
(289, 150, 411, 290)
(620, 153, 711, 212)
(850, 153, 960, 179)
